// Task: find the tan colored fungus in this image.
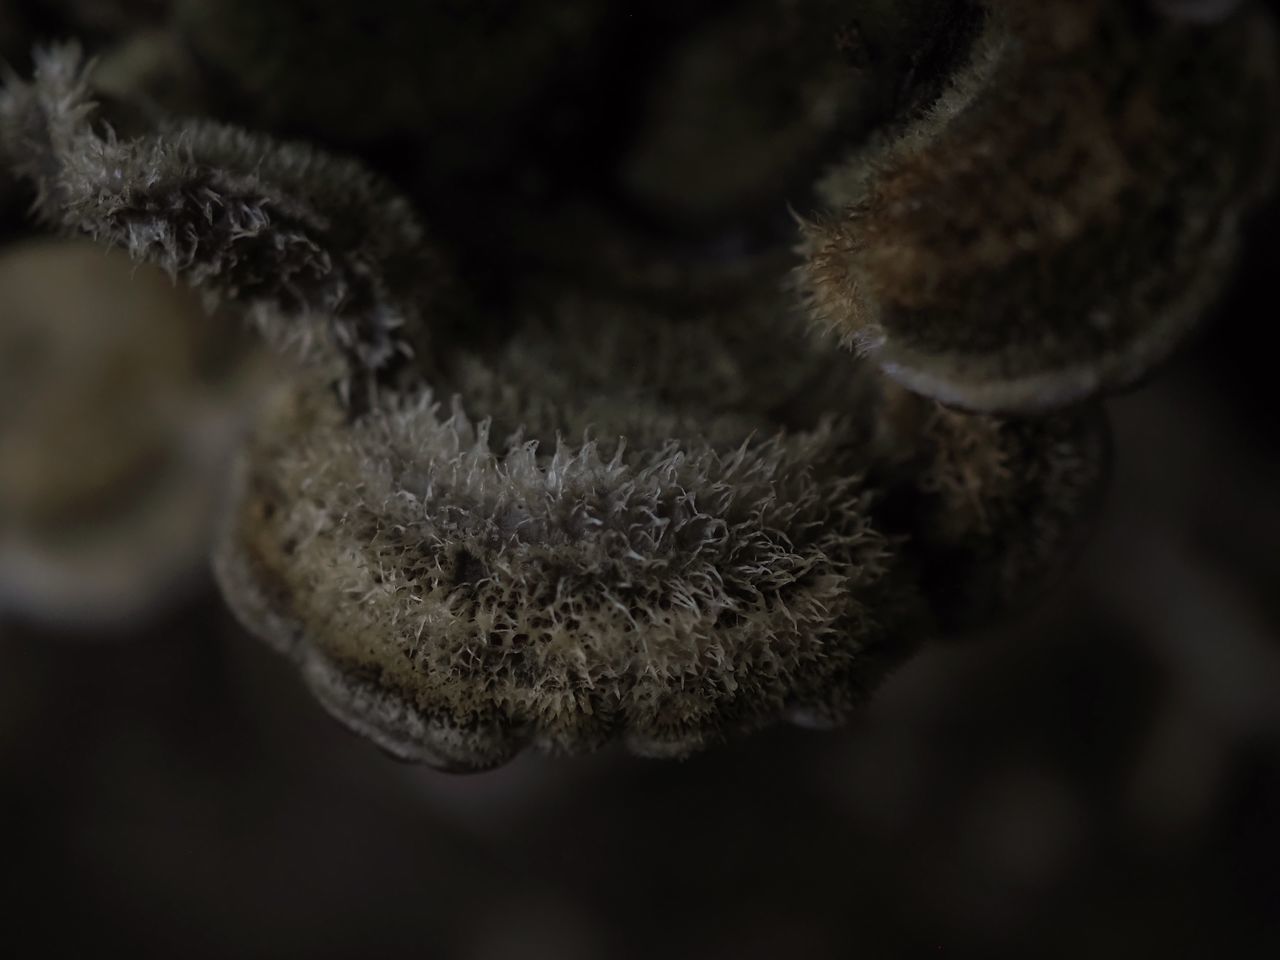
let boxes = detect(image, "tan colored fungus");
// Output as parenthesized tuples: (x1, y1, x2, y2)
(0, 37, 1114, 767)
(799, 0, 1279, 412)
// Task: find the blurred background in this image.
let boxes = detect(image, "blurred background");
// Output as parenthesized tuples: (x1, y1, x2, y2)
(3, 1, 1280, 956)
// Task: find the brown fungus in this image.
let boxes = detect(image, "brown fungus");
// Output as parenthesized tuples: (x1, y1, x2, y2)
(798, 0, 1279, 413)
(210, 285, 1108, 767)
(0, 41, 1111, 767)
(0, 45, 451, 382)
(866, 384, 1111, 628)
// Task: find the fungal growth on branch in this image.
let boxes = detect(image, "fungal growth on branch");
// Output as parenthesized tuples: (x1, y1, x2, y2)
(799, 0, 1278, 412)
(0, 0, 1267, 769)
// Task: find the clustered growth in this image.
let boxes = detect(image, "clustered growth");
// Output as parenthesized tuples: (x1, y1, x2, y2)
(0, 0, 1272, 769)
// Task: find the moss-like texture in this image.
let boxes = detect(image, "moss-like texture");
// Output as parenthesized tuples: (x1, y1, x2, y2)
(4, 0, 1267, 767)
(799, 0, 1279, 412)
(0, 47, 449, 379)
(210, 294, 1103, 767)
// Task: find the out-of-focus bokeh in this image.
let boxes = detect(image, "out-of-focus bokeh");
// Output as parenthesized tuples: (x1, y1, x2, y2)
(0, 241, 268, 628)
(3, 2, 1280, 957)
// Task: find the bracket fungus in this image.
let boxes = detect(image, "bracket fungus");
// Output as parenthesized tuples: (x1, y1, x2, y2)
(2, 0, 1265, 770)
(799, 0, 1279, 413)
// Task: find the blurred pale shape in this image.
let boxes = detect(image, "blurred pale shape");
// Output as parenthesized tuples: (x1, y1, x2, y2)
(0, 240, 264, 630)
